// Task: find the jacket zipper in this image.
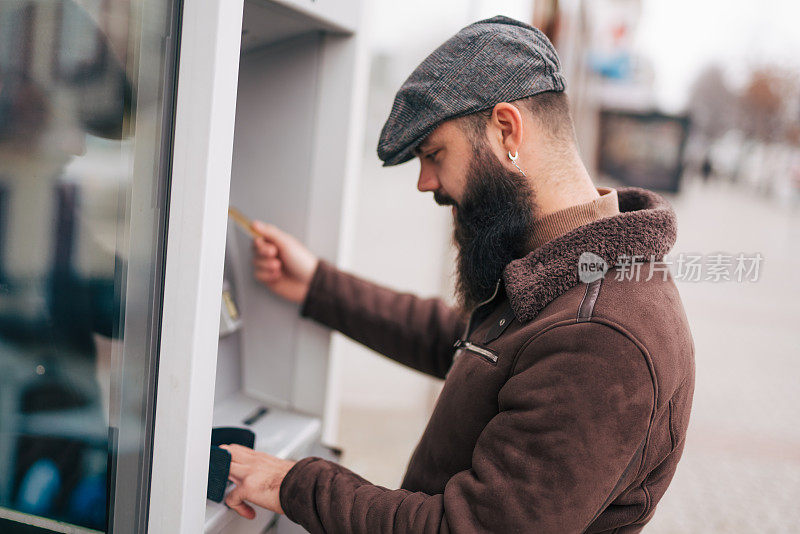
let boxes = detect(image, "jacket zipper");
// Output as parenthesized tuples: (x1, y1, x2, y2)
(453, 339, 499, 364)
(453, 278, 502, 366)
(462, 278, 502, 339)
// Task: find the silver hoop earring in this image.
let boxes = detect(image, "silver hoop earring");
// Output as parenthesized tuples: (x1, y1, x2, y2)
(507, 150, 526, 176)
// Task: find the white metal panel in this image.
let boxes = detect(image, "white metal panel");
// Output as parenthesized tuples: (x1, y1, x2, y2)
(148, 0, 244, 531)
(231, 17, 367, 420)
(293, 25, 369, 418)
(240, 0, 350, 53)
(253, 0, 358, 34)
(310, 5, 369, 443)
(229, 33, 324, 410)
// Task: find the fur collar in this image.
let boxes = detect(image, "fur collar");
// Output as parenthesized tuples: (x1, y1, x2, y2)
(502, 187, 677, 323)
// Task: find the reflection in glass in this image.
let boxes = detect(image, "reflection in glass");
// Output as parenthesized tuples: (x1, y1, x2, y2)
(0, 0, 177, 532)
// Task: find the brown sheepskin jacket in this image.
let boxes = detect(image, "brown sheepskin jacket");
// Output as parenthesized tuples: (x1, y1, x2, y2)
(279, 187, 695, 533)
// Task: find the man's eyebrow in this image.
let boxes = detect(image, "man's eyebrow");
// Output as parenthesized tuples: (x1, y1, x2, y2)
(413, 137, 435, 156)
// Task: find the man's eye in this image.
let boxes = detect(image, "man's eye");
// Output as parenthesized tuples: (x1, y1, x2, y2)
(425, 150, 439, 161)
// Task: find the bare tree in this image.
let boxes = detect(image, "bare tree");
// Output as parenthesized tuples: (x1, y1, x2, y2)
(687, 64, 737, 141)
(737, 67, 798, 142)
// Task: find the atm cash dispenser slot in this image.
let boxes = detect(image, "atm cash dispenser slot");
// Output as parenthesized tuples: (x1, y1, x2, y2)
(207, 427, 256, 503)
(204, 394, 322, 533)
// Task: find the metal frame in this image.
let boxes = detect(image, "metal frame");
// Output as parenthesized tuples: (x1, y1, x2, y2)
(147, 0, 366, 531)
(107, 0, 184, 531)
(147, 0, 244, 531)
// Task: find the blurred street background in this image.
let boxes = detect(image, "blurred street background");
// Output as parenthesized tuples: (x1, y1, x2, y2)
(328, 1, 800, 532)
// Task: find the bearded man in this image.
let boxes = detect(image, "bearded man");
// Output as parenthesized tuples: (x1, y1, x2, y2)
(221, 15, 695, 534)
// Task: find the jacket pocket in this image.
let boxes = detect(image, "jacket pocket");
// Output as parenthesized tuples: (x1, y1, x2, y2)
(453, 339, 498, 364)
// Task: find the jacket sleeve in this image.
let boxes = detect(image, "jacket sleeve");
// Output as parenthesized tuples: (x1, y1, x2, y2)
(279, 322, 656, 533)
(299, 259, 466, 379)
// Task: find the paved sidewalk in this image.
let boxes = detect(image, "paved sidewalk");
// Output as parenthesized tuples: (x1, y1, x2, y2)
(646, 178, 800, 533)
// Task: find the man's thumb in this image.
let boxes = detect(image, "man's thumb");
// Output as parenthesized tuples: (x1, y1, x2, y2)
(252, 220, 280, 240)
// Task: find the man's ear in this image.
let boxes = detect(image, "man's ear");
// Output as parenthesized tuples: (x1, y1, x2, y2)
(490, 102, 524, 156)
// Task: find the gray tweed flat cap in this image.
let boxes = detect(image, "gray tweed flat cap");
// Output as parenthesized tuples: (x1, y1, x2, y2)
(377, 15, 566, 167)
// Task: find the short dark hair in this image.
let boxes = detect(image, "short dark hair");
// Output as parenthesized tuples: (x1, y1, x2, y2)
(458, 91, 576, 149)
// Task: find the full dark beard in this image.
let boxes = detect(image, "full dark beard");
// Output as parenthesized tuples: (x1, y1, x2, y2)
(451, 147, 537, 314)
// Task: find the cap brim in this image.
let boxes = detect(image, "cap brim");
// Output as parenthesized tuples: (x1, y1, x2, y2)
(381, 146, 417, 167)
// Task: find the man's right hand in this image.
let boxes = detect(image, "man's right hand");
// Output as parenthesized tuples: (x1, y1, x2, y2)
(250, 221, 318, 304)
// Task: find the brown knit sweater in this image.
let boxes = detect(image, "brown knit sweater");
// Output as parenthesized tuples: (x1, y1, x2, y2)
(529, 187, 619, 250)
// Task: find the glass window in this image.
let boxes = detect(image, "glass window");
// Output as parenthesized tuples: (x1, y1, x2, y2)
(0, 0, 179, 532)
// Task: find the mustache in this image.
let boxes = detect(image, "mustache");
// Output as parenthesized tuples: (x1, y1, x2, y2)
(433, 190, 456, 206)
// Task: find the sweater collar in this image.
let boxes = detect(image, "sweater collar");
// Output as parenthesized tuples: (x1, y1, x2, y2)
(502, 187, 678, 323)
(528, 187, 620, 251)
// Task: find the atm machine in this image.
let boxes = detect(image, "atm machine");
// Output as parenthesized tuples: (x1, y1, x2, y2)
(0, 0, 363, 531)
(150, 0, 366, 533)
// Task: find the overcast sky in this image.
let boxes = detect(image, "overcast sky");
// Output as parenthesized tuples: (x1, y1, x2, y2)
(367, 0, 800, 112)
(638, 0, 800, 110)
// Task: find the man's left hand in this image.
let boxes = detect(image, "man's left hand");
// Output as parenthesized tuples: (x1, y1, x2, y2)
(220, 444, 297, 519)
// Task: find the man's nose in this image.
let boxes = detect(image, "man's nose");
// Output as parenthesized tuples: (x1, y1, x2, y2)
(417, 166, 439, 192)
